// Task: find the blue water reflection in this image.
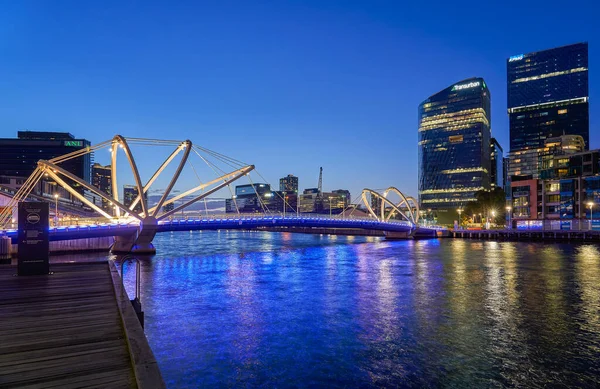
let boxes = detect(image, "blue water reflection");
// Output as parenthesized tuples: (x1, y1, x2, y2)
(117, 232, 600, 388)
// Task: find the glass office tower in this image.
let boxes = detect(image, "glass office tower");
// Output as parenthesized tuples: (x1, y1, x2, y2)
(490, 138, 504, 189)
(507, 42, 589, 178)
(418, 78, 492, 223)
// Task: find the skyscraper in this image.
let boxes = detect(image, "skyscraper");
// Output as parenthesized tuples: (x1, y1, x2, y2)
(418, 78, 492, 223)
(507, 43, 589, 178)
(490, 138, 504, 189)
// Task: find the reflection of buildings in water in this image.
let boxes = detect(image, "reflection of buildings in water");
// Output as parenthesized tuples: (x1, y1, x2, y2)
(224, 253, 263, 360)
(482, 241, 529, 383)
(536, 246, 570, 343)
(447, 239, 470, 315)
(354, 242, 400, 344)
(575, 245, 600, 333)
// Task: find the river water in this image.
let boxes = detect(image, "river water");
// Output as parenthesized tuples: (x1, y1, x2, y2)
(113, 231, 600, 388)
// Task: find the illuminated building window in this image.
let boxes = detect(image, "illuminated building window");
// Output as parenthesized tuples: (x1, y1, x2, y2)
(449, 135, 463, 143)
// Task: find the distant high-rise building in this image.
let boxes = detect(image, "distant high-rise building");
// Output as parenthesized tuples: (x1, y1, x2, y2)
(490, 138, 504, 189)
(418, 78, 492, 223)
(332, 189, 351, 208)
(123, 185, 146, 214)
(279, 174, 299, 193)
(507, 43, 589, 178)
(225, 183, 272, 213)
(92, 163, 112, 211)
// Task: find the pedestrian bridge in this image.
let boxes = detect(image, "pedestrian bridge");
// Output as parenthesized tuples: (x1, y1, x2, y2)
(1, 214, 443, 250)
(0, 135, 444, 253)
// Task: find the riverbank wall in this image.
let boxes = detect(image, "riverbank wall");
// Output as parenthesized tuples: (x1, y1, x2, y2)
(453, 229, 600, 242)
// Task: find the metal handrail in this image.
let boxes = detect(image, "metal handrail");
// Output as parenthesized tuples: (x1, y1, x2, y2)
(119, 255, 141, 302)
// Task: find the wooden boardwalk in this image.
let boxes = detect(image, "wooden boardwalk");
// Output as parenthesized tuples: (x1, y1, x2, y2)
(0, 261, 160, 388)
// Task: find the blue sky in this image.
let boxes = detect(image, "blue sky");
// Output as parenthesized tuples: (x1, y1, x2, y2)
(0, 0, 597, 202)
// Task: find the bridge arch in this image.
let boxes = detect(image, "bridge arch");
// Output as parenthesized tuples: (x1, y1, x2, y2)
(361, 187, 419, 226)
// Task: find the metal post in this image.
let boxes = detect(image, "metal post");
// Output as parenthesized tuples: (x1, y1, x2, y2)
(54, 194, 58, 226)
(588, 202, 594, 231)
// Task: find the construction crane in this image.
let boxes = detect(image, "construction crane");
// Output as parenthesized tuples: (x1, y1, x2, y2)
(316, 167, 323, 213)
(318, 167, 323, 196)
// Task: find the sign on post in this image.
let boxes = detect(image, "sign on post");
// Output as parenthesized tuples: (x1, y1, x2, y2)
(18, 202, 50, 276)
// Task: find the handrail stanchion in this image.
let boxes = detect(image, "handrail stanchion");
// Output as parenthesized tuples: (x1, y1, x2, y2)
(119, 255, 144, 327)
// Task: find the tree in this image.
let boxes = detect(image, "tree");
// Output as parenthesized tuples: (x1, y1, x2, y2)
(463, 187, 507, 225)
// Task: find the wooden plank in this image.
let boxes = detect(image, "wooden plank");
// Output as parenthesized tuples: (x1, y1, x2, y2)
(0, 262, 138, 388)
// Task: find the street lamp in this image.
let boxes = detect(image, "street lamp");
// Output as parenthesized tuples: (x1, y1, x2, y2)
(506, 206, 512, 229)
(491, 210, 496, 227)
(588, 202, 594, 230)
(53, 194, 59, 226)
(329, 196, 334, 217)
(283, 196, 287, 218)
(457, 208, 462, 229)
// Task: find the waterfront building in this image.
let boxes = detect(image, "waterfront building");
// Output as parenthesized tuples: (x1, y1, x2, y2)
(418, 77, 492, 224)
(299, 189, 318, 213)
(508, 143, 600, 230)
(92, 163, 112, 211)
(322, 192, 346, 214)
(507, 43, 589, 179)
(0, 131, 92, 190)
(332, 189, 351, 208)
(225, 183, 274, 213)
(490, 138, 504, 189)
(279, 174, 299, 194)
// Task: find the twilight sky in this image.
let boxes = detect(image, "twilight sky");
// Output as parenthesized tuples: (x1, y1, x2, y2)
(0, 0, 597, 202)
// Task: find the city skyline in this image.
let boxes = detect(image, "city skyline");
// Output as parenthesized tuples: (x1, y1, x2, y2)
(0, 1, 598, 201)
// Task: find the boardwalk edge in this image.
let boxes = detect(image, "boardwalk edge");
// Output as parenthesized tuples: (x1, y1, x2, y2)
(109, 260, 166, 389)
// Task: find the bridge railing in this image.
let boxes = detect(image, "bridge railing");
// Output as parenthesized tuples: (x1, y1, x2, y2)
(0, 211, 417, 233)
(157, 212, 415, 226)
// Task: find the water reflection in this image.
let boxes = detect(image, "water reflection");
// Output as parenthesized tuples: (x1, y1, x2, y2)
(107, 232, 600, 388)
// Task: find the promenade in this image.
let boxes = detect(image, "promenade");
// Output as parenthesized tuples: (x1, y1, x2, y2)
(0, 261, 164, 388)
(453, 228, 600, 242)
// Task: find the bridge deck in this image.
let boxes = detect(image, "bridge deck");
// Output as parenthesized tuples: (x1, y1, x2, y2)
(0, 261, 153, 388)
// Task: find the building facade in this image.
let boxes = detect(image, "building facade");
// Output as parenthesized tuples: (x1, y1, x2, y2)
(508, 146, 600, 230)
(279, 174, 299, 194)
(507, 43, 589, 178)
(0, 131, 92, 184)
(490, 138, 504, 189)
(226, 183, 273, 213)
(92, 163, 112, 211)
(123, 185, 146, 214)
(418, 77, 492, 223)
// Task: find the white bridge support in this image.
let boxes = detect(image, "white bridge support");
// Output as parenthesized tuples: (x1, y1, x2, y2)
(361, 187, 420, 237)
